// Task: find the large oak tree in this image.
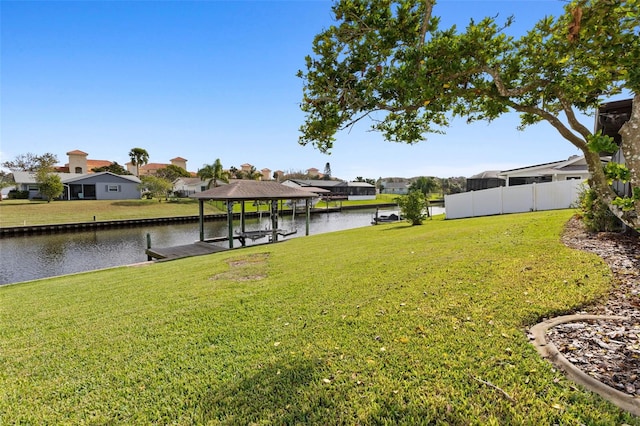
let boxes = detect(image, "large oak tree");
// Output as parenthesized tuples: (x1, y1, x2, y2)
(298, 0, 639, 229)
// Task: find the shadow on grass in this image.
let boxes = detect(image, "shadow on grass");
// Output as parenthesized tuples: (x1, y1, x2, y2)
(110, 201, 150, 207)
(0, 200, 46, 206)
(380, 224, 414, 231)
(196, 358, 344, 424)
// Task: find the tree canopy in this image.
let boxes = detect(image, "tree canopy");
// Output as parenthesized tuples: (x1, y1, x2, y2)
(139, 175, 173, 201)
(91, 162, 132, 175)
(299, 0, 639, 229)
(156, 164, 191, 182)
(397, 190, 428, 225)
(128, 148, 150, 177)
(410, 176, 438, 197)
(35, 168, 63, 202)
(197, 159, 229, 188)
(2, 152, 58, 172)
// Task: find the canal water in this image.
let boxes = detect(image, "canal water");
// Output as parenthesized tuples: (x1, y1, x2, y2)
(0, 208, 443, 286)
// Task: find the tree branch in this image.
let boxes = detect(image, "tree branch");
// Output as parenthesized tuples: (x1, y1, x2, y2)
(506, 100, 588, 150)
(471, 375, 516, 404)
(481, 66, 549, 97)
(558, 95, 593, 139)
(340, 111, 376, 132)
(419, 0, 435, 46)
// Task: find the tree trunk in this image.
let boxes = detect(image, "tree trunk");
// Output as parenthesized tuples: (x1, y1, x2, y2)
(618, 93, 640, 229)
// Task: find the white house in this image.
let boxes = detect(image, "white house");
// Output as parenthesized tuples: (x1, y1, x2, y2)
(173, 177, 209, 197)
(497, 155, 594, 186)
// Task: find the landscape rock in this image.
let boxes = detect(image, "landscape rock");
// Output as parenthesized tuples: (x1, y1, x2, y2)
(546, 217, 640, 397)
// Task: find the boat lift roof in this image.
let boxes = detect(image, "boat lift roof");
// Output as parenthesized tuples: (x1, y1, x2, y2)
(191, 180, 318, 201)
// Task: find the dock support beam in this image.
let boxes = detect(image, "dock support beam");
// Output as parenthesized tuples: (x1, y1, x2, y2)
(271, 199, 278, 243)
(198, 199, 205, 241)
(305, 199, 310, 236)
(227, 201, 234, 249)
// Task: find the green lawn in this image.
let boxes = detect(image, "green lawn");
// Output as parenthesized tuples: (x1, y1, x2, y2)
(0, 198, 224, 227)
(316, 193, 400, 208)
(1, 210, 635, 424)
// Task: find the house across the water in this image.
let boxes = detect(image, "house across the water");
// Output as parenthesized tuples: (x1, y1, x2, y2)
(282, 179, 376, 201)
(12, 171, 141, 200)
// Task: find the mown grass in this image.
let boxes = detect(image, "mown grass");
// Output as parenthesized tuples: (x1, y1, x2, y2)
(1, 210, 636, 424)
(0, 198, 224, 227)
(317, 193, 400, 208)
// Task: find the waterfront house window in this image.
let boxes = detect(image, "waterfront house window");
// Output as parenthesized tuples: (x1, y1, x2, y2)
(107, 185, 121, 192)
(28, 184, 39, 191)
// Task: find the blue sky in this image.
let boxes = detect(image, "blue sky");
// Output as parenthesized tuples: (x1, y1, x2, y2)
(0, 0, 606, 180)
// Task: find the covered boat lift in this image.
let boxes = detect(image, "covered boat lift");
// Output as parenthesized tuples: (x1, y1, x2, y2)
(191, 181, 318, 249)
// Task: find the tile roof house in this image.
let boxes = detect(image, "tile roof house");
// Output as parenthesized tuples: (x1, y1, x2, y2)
(127, 157, 190, 176)
(57, 150, 113, 174)
(11, 150, 141, 200)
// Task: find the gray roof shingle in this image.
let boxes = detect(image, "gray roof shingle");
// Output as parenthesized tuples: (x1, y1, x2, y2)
(191, 180, 316, 201)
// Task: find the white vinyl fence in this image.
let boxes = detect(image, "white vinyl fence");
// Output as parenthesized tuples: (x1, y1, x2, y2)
(444, 180, 585, 219)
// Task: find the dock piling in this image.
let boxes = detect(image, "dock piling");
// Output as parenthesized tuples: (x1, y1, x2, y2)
(146, 233, 152, 261)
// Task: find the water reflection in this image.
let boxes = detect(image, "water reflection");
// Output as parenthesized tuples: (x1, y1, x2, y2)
(2, 208, 444, 285)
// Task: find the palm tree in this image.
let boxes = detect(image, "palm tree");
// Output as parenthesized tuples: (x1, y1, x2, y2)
(409, 176, 437, 197)
(245, 166, 261, 180)
(228, 166, 240, 179)
(128, 148, 149, 177)
(197, 158, 229, 189)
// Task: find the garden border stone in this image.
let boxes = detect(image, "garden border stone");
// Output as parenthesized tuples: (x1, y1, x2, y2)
(530, 314, 640, 416)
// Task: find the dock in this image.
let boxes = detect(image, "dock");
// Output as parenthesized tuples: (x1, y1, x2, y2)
(145, 241, 227, 261)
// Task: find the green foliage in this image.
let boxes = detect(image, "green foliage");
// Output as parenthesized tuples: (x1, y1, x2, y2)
(156, 164, 191, 182)
(91, 162, 132, 175)
(2, 152, 58, 172)
(396, 190, 427, 225)
(354, 176, 376, 185)
(35, 170, 64, 203)
(139, 175, 173, 201)
(587, 131, 618, 155)
(298, 0, 640, 231)
(0, 211, 634, 423)
(409, 176, 438, 196)
(299, 0, 637, 151)
(577, 186, 622, 232)
(603, 162, 631, 184)
(611, 186, 640, 212)
(197, 159, 229, 188)
(128, 148, 150, 177)
(7, 190, 29, 200)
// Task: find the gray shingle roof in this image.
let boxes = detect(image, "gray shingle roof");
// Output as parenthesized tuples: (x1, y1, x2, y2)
(191, 180, 316, 201)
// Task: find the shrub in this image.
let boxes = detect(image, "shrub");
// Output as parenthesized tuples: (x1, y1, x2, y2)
(577, 186, 622, 232)
(7, 190, 29, 199)
(396, 190, 427, 225)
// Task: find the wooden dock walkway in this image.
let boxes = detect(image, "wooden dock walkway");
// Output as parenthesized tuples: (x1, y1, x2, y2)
(145, 241, 227, 261)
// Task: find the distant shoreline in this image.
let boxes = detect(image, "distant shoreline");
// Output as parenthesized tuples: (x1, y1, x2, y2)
(0, 203, 399, 238)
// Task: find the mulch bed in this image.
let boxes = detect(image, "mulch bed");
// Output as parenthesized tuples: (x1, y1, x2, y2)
(546, 216, 640, 396)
